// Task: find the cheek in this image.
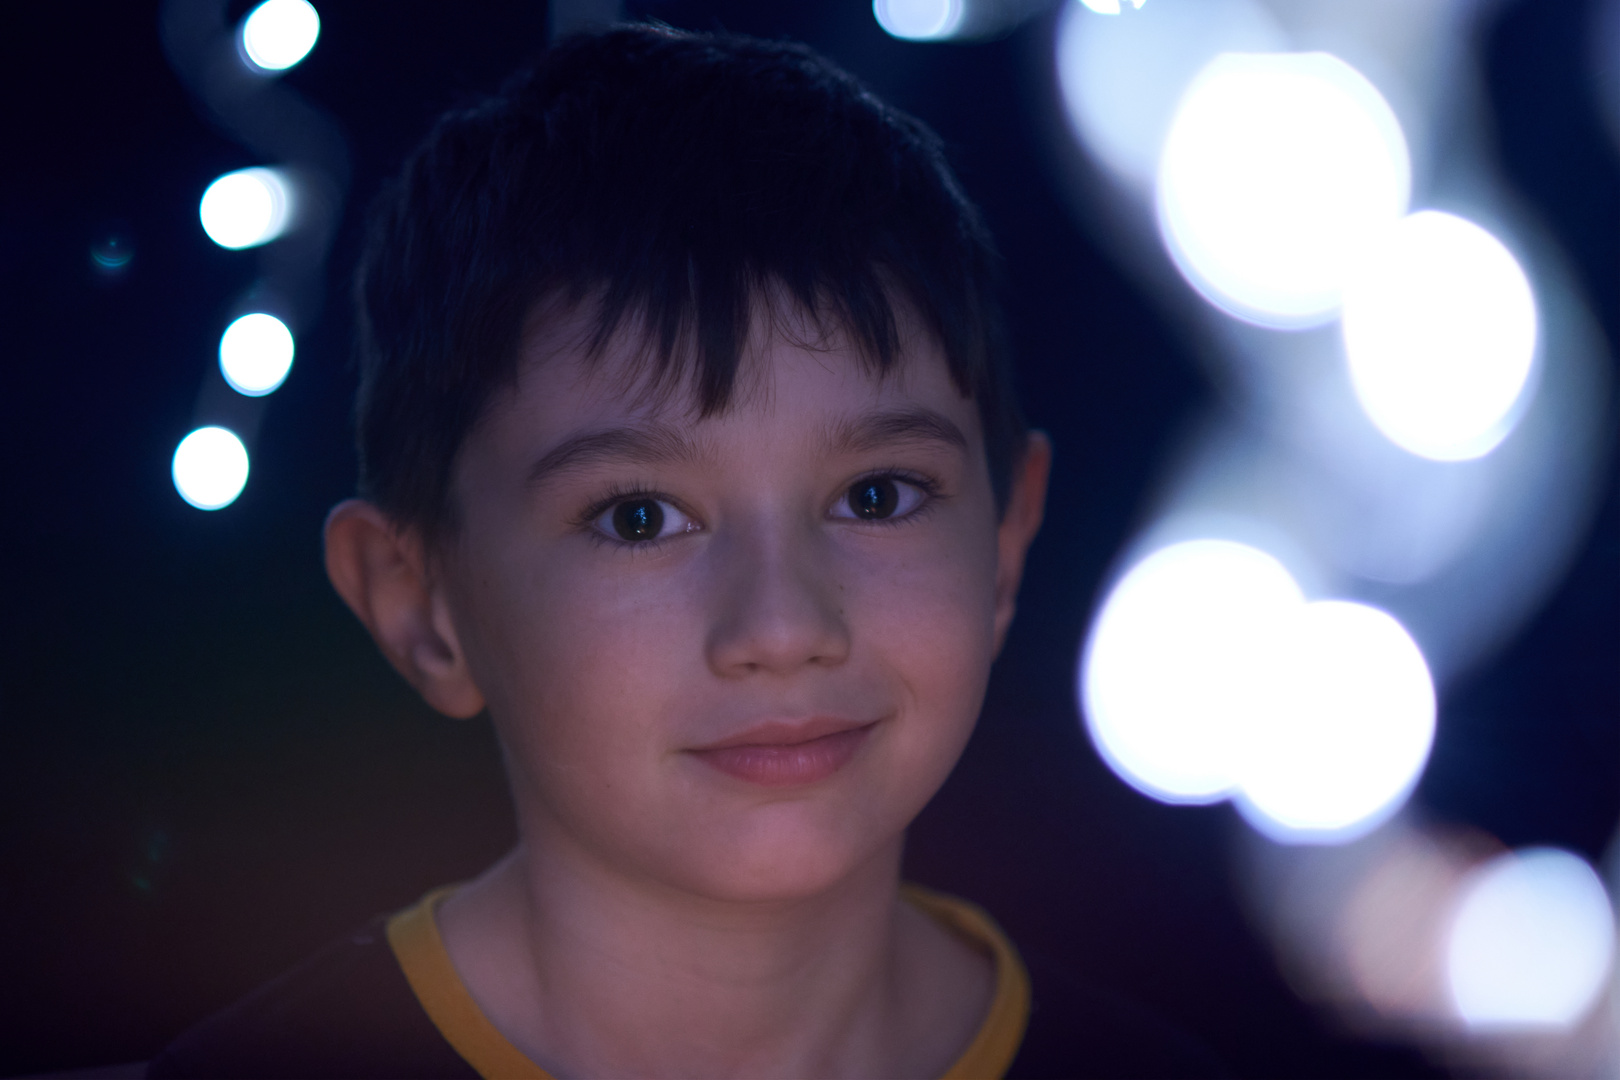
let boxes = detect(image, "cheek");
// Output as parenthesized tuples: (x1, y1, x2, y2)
(512, 556, 693, 711)
(457, 542, 700, 799)
(844, 522, 1000, 764)
(859, 521, 998, 671)
(464, 547, 734, 884)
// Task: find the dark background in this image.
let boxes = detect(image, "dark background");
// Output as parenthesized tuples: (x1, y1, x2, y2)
(2, 0, 1614, 1075)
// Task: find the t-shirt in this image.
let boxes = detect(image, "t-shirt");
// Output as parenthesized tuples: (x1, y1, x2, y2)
(148, 886, 1222, 1079)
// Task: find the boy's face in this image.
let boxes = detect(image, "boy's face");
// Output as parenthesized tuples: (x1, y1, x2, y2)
(383, 305, 1042, 903)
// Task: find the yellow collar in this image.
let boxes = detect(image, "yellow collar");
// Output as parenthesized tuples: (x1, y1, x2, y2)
(386, 882, 1031, 1079)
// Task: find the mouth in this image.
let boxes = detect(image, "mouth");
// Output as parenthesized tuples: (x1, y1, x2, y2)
(687, 717, 878, 787)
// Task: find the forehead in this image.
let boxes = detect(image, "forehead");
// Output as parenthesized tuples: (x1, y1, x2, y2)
(492, 294, 978, 444)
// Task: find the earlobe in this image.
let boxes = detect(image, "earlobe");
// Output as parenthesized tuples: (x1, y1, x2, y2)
(323, 500, 487, 719)
(991, 431, 1052, 654)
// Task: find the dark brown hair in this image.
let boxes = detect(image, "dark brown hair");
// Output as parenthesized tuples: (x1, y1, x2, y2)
(354, 23, 1026, 541)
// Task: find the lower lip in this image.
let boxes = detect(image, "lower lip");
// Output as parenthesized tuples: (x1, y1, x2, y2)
(690, 725, 873, 787)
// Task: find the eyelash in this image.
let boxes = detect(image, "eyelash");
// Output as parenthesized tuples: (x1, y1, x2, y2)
(576, 469, 944, 549)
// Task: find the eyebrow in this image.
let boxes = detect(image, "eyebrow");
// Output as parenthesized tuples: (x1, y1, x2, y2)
(526, 423, 710, 488)
(525, 406, 969, 489)
(821, 407, 969, 457)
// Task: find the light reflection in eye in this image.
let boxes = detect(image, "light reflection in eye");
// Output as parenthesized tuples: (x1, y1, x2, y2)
(831, 476, 927, 521)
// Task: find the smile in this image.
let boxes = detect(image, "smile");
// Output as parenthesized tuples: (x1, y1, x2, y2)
(688, 718, 877, 787)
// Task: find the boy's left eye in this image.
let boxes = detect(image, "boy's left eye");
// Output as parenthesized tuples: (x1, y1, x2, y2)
(594, 497, 699, 544)
(831, 476, 928, 522)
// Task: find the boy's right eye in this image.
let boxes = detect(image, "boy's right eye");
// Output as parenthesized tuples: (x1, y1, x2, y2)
(594, 497, 699, 544)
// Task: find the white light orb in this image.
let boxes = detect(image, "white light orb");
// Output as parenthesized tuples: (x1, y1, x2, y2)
(1157, 52, 1410, 328)
(1082, 539, 1303, 803)
(873, 0, 964, 40)
(219, 313, 295, 397)
(1236, 601, 1435, 842)
(1446, 848, 1615, 1029)
(1057, 0, 1284, 184)
(1080, 0, 1138, 13)
(172, 427, 250, 511)
(1342, 211, 1538, 461)
(241, 0, 321, 72)
(199, 168, 294, 250)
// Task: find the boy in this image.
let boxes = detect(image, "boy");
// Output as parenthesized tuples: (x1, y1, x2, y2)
(150, 24, 1210, 1079)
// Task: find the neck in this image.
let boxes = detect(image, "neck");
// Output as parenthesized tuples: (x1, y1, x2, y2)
(438, 833, 927, 1078)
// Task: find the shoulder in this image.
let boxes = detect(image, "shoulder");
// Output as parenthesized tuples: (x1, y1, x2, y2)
(146, 918, 477, 1080)
(1009, 953, 1227, 1079)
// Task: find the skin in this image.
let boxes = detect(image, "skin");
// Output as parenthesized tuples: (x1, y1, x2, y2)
(324, 299, 1051, 1078)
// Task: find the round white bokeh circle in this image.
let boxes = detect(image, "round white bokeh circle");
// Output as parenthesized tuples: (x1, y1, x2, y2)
(219, 313, 295, 397)
(241, 0, 321, 72)
(1342, 211, 1538, 460)
(1446, 848, 1615, 1029)
(1236, 600, 1435, 841)
(1082, 539, 1303, 803)
(872, 0, 963, 40)
(1157, 52, 1410, 327)
(199, 168, 293, 250)
(173, 427, 250, 510)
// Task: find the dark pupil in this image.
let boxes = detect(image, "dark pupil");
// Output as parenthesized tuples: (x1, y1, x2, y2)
(849, 478, 898, 520)
(612, 499, 664, 541)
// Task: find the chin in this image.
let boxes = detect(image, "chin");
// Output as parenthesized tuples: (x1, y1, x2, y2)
(669, 806, 898, 904)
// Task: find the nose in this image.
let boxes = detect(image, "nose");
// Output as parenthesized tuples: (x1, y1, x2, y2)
(704, 516, 851, 678)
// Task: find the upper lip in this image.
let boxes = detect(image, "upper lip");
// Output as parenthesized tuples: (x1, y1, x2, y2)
(690, 716, 877, 751)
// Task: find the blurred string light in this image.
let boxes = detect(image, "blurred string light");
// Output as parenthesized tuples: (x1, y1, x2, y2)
(1082, 539, 1435, 841)
(1056, 0, 1285, 184)
(219, 313, 295, 396)
(1343, 211, 1539, 461)
(199, 166, 295, 250)
(873, 0, 964, 41)
(1445, 848, 1615, 1030)
(239, 0, 321, 73)
(1156, 52, 1410, 329)
(172, 426, 250, 510)
(163, 0, 348, 516)
(1058, 0, 1615, 1066)
(1080, 0, 1145, 13)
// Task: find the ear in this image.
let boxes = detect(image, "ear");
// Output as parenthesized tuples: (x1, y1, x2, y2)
(991, 431, 1052, 655)
(323, 499, 486, 719)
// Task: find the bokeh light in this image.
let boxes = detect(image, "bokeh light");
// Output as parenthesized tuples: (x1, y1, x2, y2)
(1237, 601, 1435, 842)
(1084, 539, 1435, 840)
(1157, 52, 1410, 327)
(240, 0, 321, 73)
(1082, 539, 1302, 803)
(1056, 0, 1284, 183)
(1445, 848, 1615, 1029)
(1079, 0, 1146, 13)
(172, 427, 250, 511)
(219, 313, 295, 397)
(872, 0, 964, 40)
(1342, 211, 1538, 461)
(198, 167, 294, 250)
